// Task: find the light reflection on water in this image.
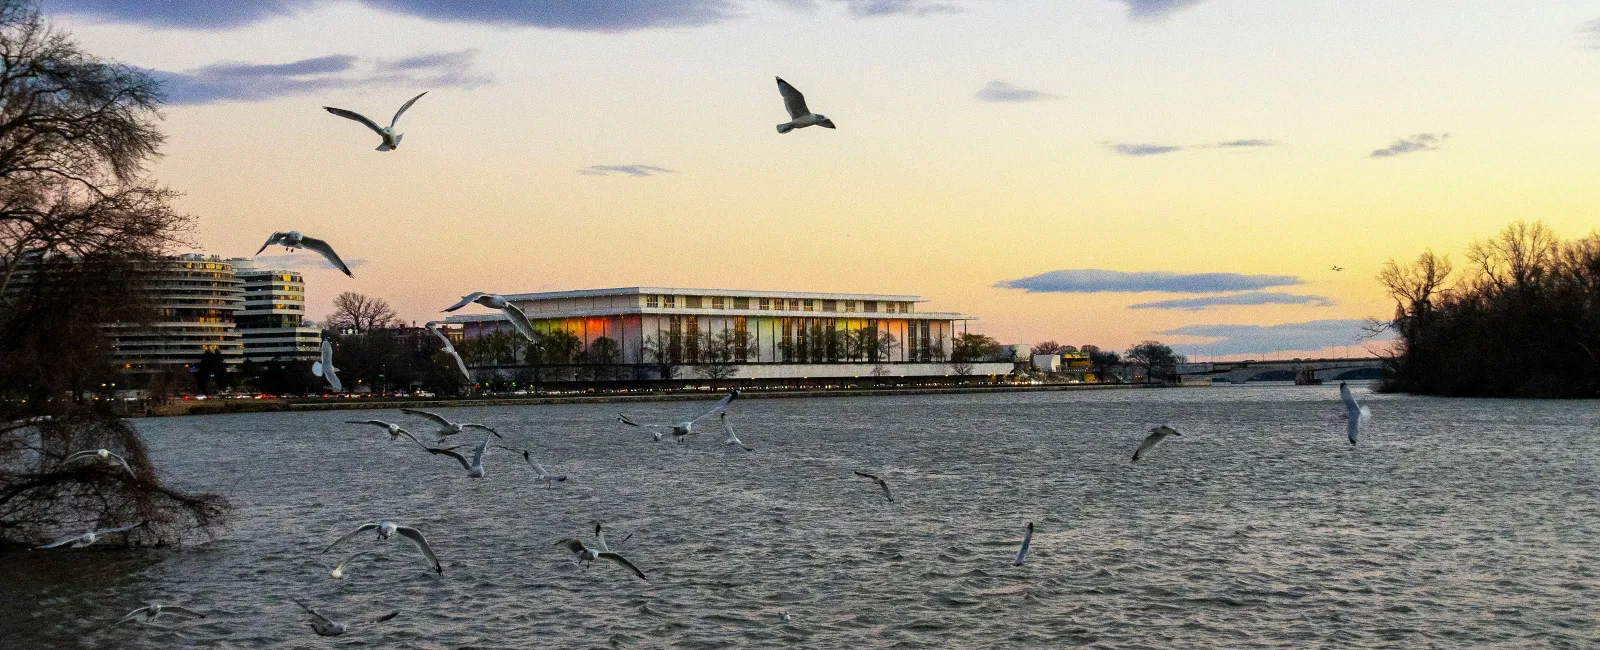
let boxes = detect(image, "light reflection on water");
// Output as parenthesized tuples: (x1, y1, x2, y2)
(2, 385, 1597, 648)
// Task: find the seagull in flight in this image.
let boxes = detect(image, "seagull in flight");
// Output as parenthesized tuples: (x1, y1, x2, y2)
(328, 550, 370, 579)
(853, 471, 894, 502)
(495, 445, 567, 487)
(1132, 425, 1181, 462)
(323, 521, 442, 574)
(115, 602, 206, 626)
(443, 292, 538, 342)
(718, 412, 753, 451)
(1339, 381, 1372, 445)
(424, 322, 472, 383)
(62, 448, 134, 476)
(255, 231, 353, 277)
(292, 597, 399, 637)
(1331, 266, 1344, 272)
(775, 77, 835, 134)
(1013, 521, 1033, 566)
(425, 431, 498, 478)
(37, 521, 145, 549)
(617, 391, 738, 443)
(313, 339, 342, 392)
(400, 408, 500, 442)
(345, 420, 424, 444)
(323, 91, 426, 152)
(555, 528, 647, 581)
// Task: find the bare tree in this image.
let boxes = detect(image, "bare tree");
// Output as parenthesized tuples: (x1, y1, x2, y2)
(329, 291, 398, 333)
(695, 328, 748, 382)
(0, 1, 223, 547)
(1125, 340, 1182, 383)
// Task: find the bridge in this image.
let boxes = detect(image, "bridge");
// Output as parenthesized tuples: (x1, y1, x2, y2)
(1174, 357, 1384, 384)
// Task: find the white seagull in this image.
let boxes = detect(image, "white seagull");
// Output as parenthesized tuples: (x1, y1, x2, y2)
(1339, 381, 1372, 445)
(344, 420, 427, 445)
(853, 471, 894, 503)
(323, 91, 427, 152)
(399, 408, 500, 441)
(323, 521, 442, 574)
(328, 550, 370, 579)
(495, 445, 567, 487)
(425, 431, 499, 478)
(775, 77, 836, 134)
(424, 321, 472, 383)
(62, 448, 134, 476)
(255, 231, 353, 277)
(617, 391, 738, 443)
(1013, 521, 1033, 566)
(1132, 425, 1181, 462)
(292, 597, 399, 637)
(37, 521, 146, 549)
(312, 339, 342, 392)
(555, 528, 647, 581)
(443, 292, 538, 343)
(115, 602, 206, 626)
(717, 412, 753, 451)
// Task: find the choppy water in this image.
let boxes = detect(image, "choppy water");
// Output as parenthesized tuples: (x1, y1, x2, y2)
(3, 385, 1598, 648)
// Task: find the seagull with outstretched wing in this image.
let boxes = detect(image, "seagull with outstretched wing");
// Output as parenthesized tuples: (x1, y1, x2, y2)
(853, 471, 894, 503)
(312, 339, 342, 391)
(443, 292, 538, 343)
(424, 321, 473, 383)
(322, 521, 442, 574)
(62, 448, 134, 476)
(555, 527, 647, 581)
(494, 445, 567, 487)
(256, 231, 353, 277)
(775, 77, 836, 134)
(1132, 425, 1181, 462)
(115, 602, 206, 626)
(324, 92, 426, 151)
(1013, 521, 1033, 566)
(718, 412, 754, 451)
(37, 521, 146, 550)
(291, 597, 399, 637)
(425, 431, 498, 478)
(1340, 381, 1372, 445)
(617, 391, 738, 444)
(399, 408, 500, 442)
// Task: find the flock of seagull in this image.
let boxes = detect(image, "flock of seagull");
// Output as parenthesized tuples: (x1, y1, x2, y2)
(35, 378, 1375, 638)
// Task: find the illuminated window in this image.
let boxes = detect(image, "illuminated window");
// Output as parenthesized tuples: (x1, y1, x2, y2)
(664, 295, 676, 308)
(646, 295, 659, 308)
(759, 298, 771, 310)
(803, 300, 815, 312)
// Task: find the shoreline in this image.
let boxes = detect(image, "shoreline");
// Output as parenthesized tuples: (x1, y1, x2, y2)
(135, 383, 1153, 418)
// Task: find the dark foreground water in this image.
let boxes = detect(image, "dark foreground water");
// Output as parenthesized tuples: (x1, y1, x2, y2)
(2, 385, 1597, 649)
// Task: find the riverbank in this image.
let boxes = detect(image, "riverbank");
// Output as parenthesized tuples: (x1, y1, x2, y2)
(137, 383, 1152, 418)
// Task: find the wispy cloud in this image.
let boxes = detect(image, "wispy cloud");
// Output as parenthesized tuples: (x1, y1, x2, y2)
(1130, 292, 1335, 311)
(1115, 0, 1208, 21)
(51, 0, 958, 31)
(996, 269, 1303, 294)
(975, 81, 1053, 103)
(1581, 18, 1600, 48)
(251, 251, 369, 272)
(1369, 133, 1448, 158)
(578, 165, 677, 177)
(1215, 139, 1277, 148)
(1111, 143, 1184, 156)
(153, 50, 489, 104)
(1159, 319, 1383, 356)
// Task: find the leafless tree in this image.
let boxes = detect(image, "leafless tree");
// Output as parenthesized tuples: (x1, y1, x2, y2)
(329, 291, 398, 333)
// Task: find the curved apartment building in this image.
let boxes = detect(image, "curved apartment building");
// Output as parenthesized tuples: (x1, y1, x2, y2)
(104, 254, 244, 378)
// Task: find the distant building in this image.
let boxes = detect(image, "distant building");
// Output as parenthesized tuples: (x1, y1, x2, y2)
(228, 259, 321, 364)
(104, 254, 244, 379)
(444, 286, 1012, 380)
(1032, 354, 1061, 372)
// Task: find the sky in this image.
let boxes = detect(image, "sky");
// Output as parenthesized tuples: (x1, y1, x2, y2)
(40, 0, 1600, 360)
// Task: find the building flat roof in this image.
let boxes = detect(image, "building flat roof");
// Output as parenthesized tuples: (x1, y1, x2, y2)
(498, 286, 926, 303)
(444, 308, 972, 324)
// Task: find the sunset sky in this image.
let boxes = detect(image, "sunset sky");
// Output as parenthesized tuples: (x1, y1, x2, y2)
(43, 0, 1600, 359)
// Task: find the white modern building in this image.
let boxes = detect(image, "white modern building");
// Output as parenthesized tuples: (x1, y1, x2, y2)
(103, 254, 245, 377)
(443, 287, 1012, 380)
(228, 259, 321, 364)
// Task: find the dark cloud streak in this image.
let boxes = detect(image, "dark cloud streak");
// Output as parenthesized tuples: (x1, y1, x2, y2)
(1369, 133, 1448, 158)
(996, 269, 1303, 294)
(154, 50, 488, 105)
(1159, 319, 1381, 356)
(1130, 292, 1335, 311)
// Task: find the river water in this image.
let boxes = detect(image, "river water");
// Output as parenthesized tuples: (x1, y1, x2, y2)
(2, 384, 1597, 648)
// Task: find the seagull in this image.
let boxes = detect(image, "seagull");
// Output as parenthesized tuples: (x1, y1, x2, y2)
(424, 322, 472, 383)
(853, 471, 894, 502)
(1132, 425, 1181, 462)
(1339, 381, 1371, 445)
(555, 531, 647, 581)
(328, 550, 370, 579)
(323, 521, 442, 574)
(775, 77, 835, 134)
(292, 597, 399, 637)
(255, 231, 353, 277)
(592, 521, 632, 552)
(425, 431, 498, 478)
(323, 91, 426, 152)
(312, 339, 342, 392)
(37, 521, 146, 549)
(780, 611, 792, 624)
(1013, 521, 1033, 566)
(1331, 266, 1344, 272)
(717, 412, 753, 451)
(344, 420, 427, 445)
(494, 445, 567, 487)
(62, 448, 134, 476)
(443, 292, 538, 343)
(399, 408, 501, 441)
(115, 602, 206, 626)
(617, 391, 738, 443)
